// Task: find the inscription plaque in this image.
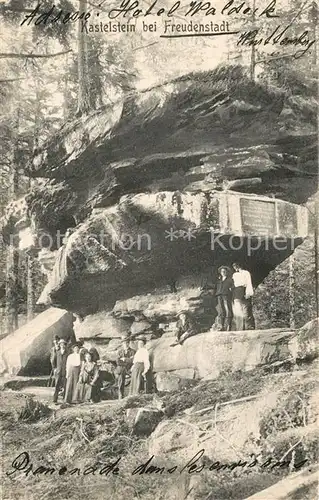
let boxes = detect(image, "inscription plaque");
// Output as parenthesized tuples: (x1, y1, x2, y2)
(240, 198, 276, 236)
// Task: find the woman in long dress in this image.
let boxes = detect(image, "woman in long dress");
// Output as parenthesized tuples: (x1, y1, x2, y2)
(76, 352, 100, 403)
(129, 338, 152, 396)
(64, 344, 81, 404)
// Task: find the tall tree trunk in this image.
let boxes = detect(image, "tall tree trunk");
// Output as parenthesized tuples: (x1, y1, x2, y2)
(76, 0, 90, 115)
(249, 0, 256, 80)
(26, 254, 36, 321)
(310, 1, 318, 66)
(5, 247, 19, 334)
(270, 269, 277, 326)
(314, 199, 319, 319)
(289, 254, 295, 329)
(63, 52, 69, 120)
(5, 112, 20, 334)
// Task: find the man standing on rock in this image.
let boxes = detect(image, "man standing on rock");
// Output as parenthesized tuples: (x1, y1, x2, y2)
(116, 336, 135, 399)
(53, 339, 69, 404)
(232, 262, 255, 330)
(215, 266, 234, 331)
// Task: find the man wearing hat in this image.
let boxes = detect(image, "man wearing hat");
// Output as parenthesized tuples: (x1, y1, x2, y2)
(48, 335, 60, 387)
(215, 265, 234, 331)
(52, 339, 69, 403)
(170, 311, 197, 347)
(115, 336, 135, 399)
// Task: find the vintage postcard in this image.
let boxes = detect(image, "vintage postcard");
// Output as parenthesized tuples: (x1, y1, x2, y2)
(0, 0, 318, 498)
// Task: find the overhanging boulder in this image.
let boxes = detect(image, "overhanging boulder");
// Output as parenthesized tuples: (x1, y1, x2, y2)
(29, 66, 317, 207)
(0, 308, 74, 376)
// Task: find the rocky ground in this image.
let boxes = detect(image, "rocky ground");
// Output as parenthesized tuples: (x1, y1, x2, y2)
(1, 359, 318, 500)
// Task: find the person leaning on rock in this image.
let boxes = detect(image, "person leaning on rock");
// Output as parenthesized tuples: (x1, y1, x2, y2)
(170, 311, 197, 347)
(115, 336, 135, 400)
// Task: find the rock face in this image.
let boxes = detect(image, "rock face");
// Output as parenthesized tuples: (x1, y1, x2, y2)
(126, 407, 164, 436)
(149, 326, 315, 381)
(294, 318, 318, 362)
(28, 190, 308, 315)
(1, 66, 316, 320)
(155, 372, 197, 392)
(245, 466, 319, 500)
(113, 287, 208, 321)
(29, 66, 317, 207)
(0, 308, 74, 376)
(73, 312, 131, 339)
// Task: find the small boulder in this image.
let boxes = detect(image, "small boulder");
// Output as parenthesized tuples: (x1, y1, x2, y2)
(126, 407, 163, 436)
(171, 368, 197, 379)
(74, 311, 131, 339)
(294, 318, 318, 362)
(130, 320, 153, 336)
(155, 372, 197, 392)
(149, 420, 193, 457)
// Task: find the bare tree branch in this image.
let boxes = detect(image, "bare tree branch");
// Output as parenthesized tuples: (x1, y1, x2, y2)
(0, 77, 26, 83)
(133, 41, 159, 52)
(0, 6, 35, 13)
(0, 50, 72, 59)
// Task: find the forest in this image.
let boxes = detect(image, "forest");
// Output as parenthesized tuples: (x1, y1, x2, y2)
(0, 0, 318, 336)
(0, 4, 318, 500)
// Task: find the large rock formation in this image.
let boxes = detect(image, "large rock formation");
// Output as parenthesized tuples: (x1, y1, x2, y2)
(0, 65, 316, 323)
(6, 190, 309, 316)
(73, 312, 131, 339)
(0, 308, 74, 376)
(149, 325, 315, 381)
(29, 66, 317, 206)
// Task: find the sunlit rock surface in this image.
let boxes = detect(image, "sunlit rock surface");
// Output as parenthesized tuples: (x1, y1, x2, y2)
(73, 311, 131, 339)
(0, 308, 74, 376)
(245, 466, 319, 500)
(149, 324, 317, 380)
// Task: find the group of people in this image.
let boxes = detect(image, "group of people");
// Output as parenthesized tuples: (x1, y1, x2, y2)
(215, 262, 255, 332)
(49, 261, 255, 403)
(50, 338, 101, 404)
(50, 336, 152, 404)
(169, 262, 255, 347)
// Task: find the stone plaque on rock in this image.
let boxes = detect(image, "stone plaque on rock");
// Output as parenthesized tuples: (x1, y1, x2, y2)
(240, 198, 276, 236)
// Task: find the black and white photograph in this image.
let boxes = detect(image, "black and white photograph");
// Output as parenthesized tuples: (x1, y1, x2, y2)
(0, 0, 318, 498)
